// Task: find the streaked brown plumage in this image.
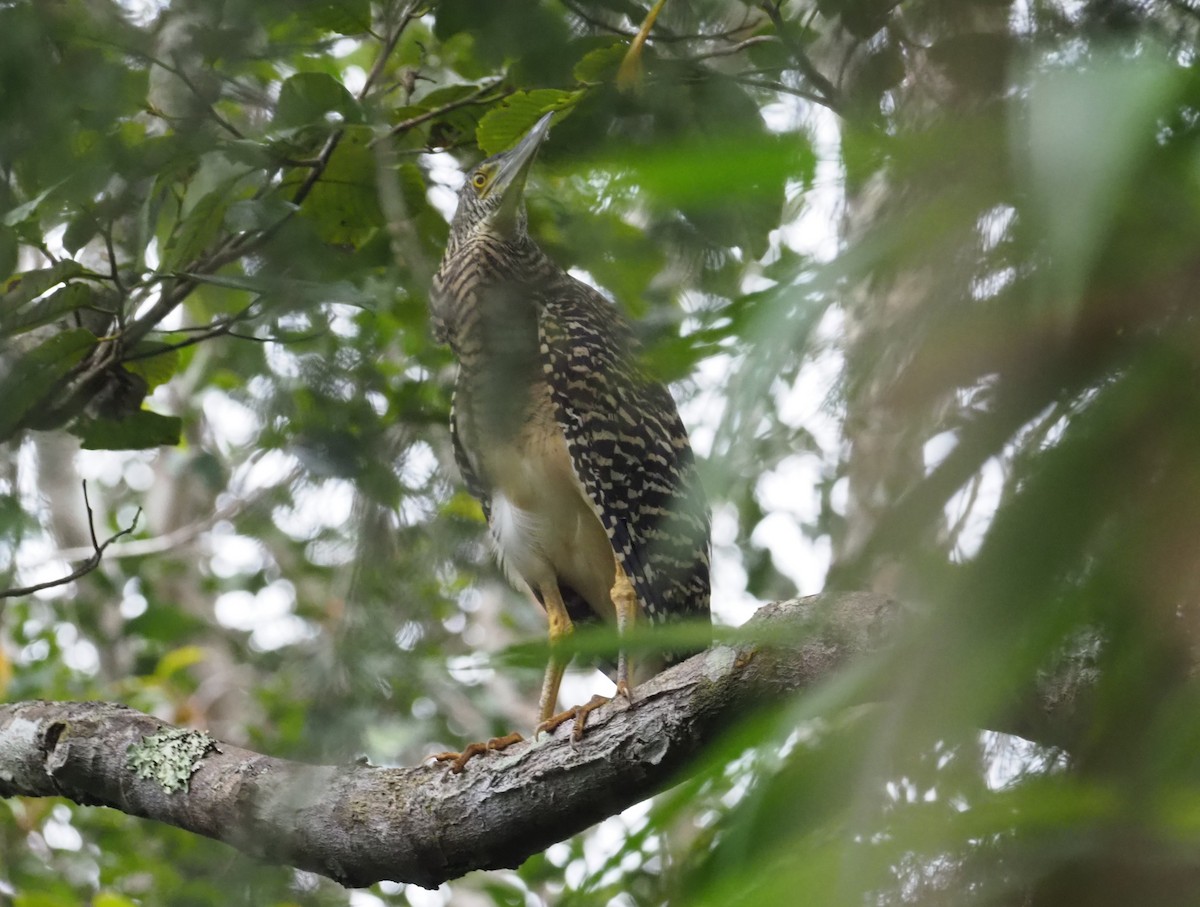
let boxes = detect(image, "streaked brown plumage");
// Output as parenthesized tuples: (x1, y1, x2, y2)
(429, 113, 710, 768)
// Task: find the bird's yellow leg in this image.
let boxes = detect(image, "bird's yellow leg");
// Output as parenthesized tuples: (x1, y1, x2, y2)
(538, 583, 574, 723)
(611, 558, 636, 702)
(431, 582, 576, 772)
(538, 559, 639, 742)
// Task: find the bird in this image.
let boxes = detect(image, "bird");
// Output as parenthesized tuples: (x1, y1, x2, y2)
(428, 112, 711, 771)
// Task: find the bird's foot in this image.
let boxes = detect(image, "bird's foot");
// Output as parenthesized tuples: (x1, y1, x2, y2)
(429, 731, 524, 774)
(537, 684, 634, 742)
(615, 678, 632, 702)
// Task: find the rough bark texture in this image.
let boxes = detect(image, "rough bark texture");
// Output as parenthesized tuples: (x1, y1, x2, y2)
(0, 592, 1090, 889)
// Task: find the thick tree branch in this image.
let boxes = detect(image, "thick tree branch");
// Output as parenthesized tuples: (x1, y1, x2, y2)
(0, 592, 1090, 889)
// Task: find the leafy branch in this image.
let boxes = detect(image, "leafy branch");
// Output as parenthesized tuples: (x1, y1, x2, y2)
(16, 2, 430, 441)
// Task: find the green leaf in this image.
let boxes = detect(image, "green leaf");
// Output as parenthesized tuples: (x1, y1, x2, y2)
(124, 342, 181, 391)
(0, 328, 95, 442)
(0, 283, 93, 339)
(93, 892, 139, 907)
(296, 0, 372, 35)
(274, 72, 362, 129)
(573, 42, 626, 84)
(414, 83, 485, 110)
(476, 89, 581, 155)
(77, 410, 183, 450)
(2, 181, 64, 227)
(0, 224, 17, 279)
(284, 126, 381, 246)
(221, 138, 274, 167)
(153, 645, 209, 681)
(854, 42, 906, 97)
(439, 31, 491, 81)
(224, 196, 299, 233)
(62, 211, 99, 255)
(161, 183, 233, 272)
(0, 261, 85, 311)
(612, 133, 809, 205)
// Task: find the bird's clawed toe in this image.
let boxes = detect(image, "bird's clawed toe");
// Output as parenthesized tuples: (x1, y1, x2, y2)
(429, 731, 524, 773)
(536, 689, 633, 742)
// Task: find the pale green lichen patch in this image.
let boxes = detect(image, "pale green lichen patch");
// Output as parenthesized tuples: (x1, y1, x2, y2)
(126, 727, 216, 793)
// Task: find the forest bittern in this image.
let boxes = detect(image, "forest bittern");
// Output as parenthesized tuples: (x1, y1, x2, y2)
(429, 113, 711, 771)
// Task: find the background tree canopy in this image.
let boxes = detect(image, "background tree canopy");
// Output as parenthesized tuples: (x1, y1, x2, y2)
(4, 0, 1200, 904)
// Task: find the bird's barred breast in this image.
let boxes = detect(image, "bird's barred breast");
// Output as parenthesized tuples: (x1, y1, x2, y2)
(463, 380, 619, 625)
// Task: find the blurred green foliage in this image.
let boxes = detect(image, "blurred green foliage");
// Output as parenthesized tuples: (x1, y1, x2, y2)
(2, 0, 1200, 905)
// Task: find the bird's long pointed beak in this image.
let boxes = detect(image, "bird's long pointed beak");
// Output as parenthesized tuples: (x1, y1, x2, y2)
(493, 112, 554, 230)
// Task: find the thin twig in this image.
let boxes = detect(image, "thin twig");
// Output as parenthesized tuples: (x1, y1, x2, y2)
(101, 224, 130, 335)
(681, 34, 781, 62)
(101, 226, 126, 298)
(150, 52, 246, 140)
(42, 462, 304, 564)
(561, 0, 760, 43)
(374, 80, 510, 145)
(358, 0, 423, 101)
(0, 483, 142, 600)
(561, 0, 635, 37)
(732, 75, 836, 109)
(759, 1, 840, 111)
(120, 303, 260, 360)
(134, 323, 325, 357)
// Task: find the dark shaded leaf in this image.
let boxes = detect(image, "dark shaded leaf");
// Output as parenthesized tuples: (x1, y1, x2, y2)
(0, 282, 92, 339)
(274, 72, 362, 129)
(296, 0, 372, 35)
(0, 261, 85, 312)
(76, 410, 183, 450)
(161, 184, 236, 272)
(0, 225, 14, 280)
(0, 327, 94, 440)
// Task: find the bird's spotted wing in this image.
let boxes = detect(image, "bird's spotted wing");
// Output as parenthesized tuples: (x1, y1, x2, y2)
(449, 384, 491, 523)
(539, 281, 711, 639)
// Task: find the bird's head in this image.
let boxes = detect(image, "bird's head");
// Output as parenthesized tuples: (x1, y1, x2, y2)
(448, 112, 553, 247)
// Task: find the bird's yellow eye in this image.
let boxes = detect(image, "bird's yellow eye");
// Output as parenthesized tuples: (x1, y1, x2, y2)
(471, 171, 489, 190)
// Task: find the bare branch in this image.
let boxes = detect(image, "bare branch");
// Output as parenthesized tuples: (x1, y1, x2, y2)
(41, 461, 303, 564)
(0, 482, 142, 599)
(682, 35, 782, 62)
